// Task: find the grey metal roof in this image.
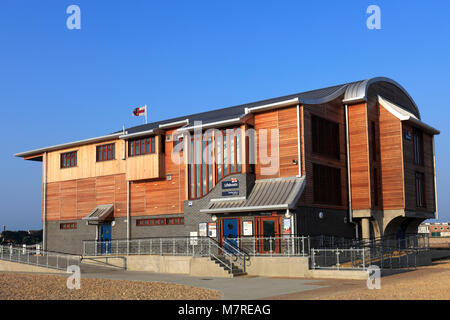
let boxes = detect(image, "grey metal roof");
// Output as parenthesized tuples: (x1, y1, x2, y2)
(200, 176, 305, 214)
(16, 77, 424, 158)
(82, 204, 114, 221)
(123, 82, 355, 135)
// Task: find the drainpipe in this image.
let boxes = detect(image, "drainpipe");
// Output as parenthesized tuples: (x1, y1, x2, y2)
(432, 136, 438, 220)
(43, 152, 47, 250)
(296, 104, 302, 177)
(345, 104, 358, 238)
(127, 180, 130, 246)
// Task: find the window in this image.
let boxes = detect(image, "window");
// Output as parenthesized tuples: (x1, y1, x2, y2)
(313, 163, 341, 205)
(413, 128, 424, 165)
(129, 137, 155, 157)
(136, 217, 184, 226)
(372, 168, 379, 207)
(371, 121, 377, 162)
(311, 115, 340, 159)
(61, 151, 77, 168)
(415, 172, 426, 208)
(60, 223, 77, 230)
(188, 128, 242, 199)
(96, 143, 115, 162)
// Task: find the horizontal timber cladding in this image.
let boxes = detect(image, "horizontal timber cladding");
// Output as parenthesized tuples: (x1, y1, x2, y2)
(253, 106, 299, 179)
(402, 122, 435, 213)
(46, 139, 126, 183)
(298, 102, 348, 210)
(45, 174, 127, 222)
(130, 129, 185, 216)
(347, 103, 371, 210)
(378, 103, 405, 209)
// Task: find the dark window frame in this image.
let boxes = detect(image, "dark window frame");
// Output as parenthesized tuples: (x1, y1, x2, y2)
(188, 127, 242, 200)
(128, 136, 156, 157)
(96, 143, 116, 162)
(311, 115, 340, 160)
(60, 151, 77, 169)
(413, 128, 424, 166)
(312, 163, 342, 206)
(415, 172, 426, 208)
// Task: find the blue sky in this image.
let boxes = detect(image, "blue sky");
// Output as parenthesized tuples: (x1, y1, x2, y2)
(0, 1, 449, 230)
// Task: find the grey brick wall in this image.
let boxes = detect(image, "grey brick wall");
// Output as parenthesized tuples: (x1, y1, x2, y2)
(294, 206, 356, 238)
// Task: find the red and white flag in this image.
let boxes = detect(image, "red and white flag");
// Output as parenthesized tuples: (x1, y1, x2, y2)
(132, 104, 148, 123)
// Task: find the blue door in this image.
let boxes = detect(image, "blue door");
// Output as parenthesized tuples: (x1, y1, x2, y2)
(222, 219, 238, 253)
(100, 224, 112, 254)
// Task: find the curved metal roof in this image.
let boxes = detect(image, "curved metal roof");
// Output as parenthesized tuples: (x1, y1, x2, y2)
(343, 77, 420, 118)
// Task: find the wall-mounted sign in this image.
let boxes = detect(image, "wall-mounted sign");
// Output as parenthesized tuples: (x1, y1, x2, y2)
(222, 178, 239, 189)
(404, 131, 412, 141)
(189, 232, 198, 245)
(243, 221, 253, 236)
(208, 223, 217, 238)
(283, 218, 292, 235)
(222, 190, 239, 196)
(198, 223, 207, 237)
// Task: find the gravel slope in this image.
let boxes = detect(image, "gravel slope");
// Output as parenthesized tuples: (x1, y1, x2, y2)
(0, 272, 221, 300)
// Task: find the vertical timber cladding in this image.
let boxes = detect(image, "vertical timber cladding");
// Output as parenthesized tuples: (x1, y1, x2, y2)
(130, 129, 185, 216)
(402, 122, 436, 213)
(254, 106, 299, 180)
(378, 104, 405, 209)
(348, 103, 371, 210)
(299, 102, 348, 209)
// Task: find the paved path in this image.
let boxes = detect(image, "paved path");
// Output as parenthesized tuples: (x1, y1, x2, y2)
(80, 269, 326, 300)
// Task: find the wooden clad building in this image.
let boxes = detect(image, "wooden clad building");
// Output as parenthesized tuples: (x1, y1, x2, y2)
(15, 77, 439, 254)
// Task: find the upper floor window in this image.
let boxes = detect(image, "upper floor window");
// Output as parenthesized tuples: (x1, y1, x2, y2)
(188, 128, 242, 199)
(96, 143, 115, 162)
(61, 151, 77, 168)
(129, 137, 155, 157)
(313, 163, 341, 205)
(413, 128, 424, 165)
(371, 121, 377, 162)
(311, 115, 340, 160)
(415, 172, 426, 208)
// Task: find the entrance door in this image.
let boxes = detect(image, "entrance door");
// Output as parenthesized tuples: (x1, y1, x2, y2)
(256, 216, 281, 254)
(221, 218, 239, 253)
(100, 223, 112, 254)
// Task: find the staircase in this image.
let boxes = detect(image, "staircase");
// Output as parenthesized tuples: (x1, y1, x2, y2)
(210, 255, 247, 277)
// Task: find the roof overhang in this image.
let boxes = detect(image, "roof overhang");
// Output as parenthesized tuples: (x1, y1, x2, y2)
(119, 128, 164, 140)
(176, 116, 248, 133)
(200, 176, 306, 214)
(378, 96, 440, 135)
(245, 98, 299, 114)
(158, 119, 189, 129)
(15, 132, 124, 160)
(82, 204, 114, 222)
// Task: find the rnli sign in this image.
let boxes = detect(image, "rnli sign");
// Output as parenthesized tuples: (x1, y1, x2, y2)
(222, 178, 239, 189)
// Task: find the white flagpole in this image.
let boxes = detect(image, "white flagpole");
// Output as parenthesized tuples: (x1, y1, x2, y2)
(144, 104, 148, 124)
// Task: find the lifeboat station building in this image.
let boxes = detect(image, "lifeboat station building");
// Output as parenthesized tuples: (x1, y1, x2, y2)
(15, 77, 439, 255)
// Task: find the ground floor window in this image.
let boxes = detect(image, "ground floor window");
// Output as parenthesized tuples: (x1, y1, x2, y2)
(136, 217, 184, 226)
(60, 223, 77, 229)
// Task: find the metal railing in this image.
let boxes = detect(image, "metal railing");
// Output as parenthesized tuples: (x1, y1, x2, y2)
(309, 234, 431, 270)
(225, 236, 310, 257)
(83, 237, 248, 273)
(0, 245, 81, 271)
